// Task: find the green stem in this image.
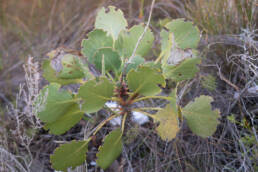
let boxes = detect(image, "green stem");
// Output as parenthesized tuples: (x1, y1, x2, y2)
(132, 107, 162, 111)
(106, 72, 116, 84)
(121, 113, 128, 134)
(93, 113, 121, 136)
(127, 92, 140, 103)
(132, 95, 172, 103)
(132, 109, 155, 119)
(101, 54, 105, 76)
(154, 51, 164, 64)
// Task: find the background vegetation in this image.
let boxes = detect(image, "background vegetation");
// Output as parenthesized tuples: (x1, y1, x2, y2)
(0, 0, 257, 171)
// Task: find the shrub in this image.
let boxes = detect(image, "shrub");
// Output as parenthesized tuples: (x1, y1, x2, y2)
(38, 6, 220, 171)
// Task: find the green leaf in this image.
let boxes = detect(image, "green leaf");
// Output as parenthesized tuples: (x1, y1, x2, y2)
(164, 19, 200, 49)
(127, 66, 165, 96)
(160, 29, 172, 59)
(78, 77, 114, 113)
(44, 104, 84, 135)
(57, 54, 85, 79)
(143, 61, 162, 71)
(126, 55, 145, 73)
(182, 96, 220, 138)
(96, 129, 122, 169)
(38, 83, 75, 123)
(153, 104, 179, 141)
(95, 6, 128, 40)
(81, 29, 113, 61)
(37, 84, 83, 134)
(42, 60, 81, 85)
(93, 48, 121, 72)
(163, 57, 201, 81)
(115, 24, 154, 58)
(50, 140, 89, 171)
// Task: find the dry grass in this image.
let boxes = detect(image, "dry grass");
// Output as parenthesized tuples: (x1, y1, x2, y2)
(0, 0, 104, 95)
(184, 0, 258, 34)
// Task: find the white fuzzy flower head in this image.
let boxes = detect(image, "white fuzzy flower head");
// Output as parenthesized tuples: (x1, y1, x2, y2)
(105, 102, 121, 126)
(105, 102, 149, 126)
(105, 101, 119, 110)
(131, 111, 149, 125)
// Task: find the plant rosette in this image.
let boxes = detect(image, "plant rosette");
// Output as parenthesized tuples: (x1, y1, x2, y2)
(38, 6, 220, 171)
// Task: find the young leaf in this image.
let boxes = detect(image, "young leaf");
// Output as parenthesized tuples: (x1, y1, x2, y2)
(115, 24, 154, 58)
(50, 140, 89, 171)
(78, 77, 114, 113)
(164, 19, 200, 49)
(44, 104, 84, 135)
(127, 66, 165, 96)
(95, 6, 128, 40)
(81, 29, 113, 61)
(93, 48, 121, 72)
(153, 103, 179, 141)
(96, 128, 123, 169)
(42, 60, 81, 85)
(163, 57, 201, 81)
(38, 83, 76, 123)
(182, 96, 220, 138)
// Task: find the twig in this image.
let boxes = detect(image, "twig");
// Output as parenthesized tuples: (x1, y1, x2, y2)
(128, 0, 155, 63)
(121, 0, 156, 80)
(227, 75, 258, 114)
(178, 79, 196, 104)
(217, 65, 239, 91)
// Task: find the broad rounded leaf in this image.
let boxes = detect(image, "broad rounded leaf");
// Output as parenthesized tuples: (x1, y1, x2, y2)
(115, 24, 154, 58)
(46, 49, 93, 81)
(93, 48, 121, 72)
(166, 48, 199, 66)
(44, 104, 84, 135)
(127, 66, 165, 96)
(96, 129, 122, 169)
(164, 19, 200, 49)
(50, 140, 89, 171)
(81, 29, 113, 61)
(57, 54, 85, 79)
(163, 57, 201, 81)
(95, 6, 128, 40)
(42, 60, 81, 85)
(160, 29, 172, 62)
(182, 96, 220, 138)
(78, 77, 114, 113)
(38, 83, 75, 123)
(153, 104, 179, 141)
(38, 84, 83, 134)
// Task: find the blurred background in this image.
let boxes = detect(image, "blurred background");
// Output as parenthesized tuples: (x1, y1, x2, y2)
(0, 0, 257, 171)
(0, 0, 257, 94)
